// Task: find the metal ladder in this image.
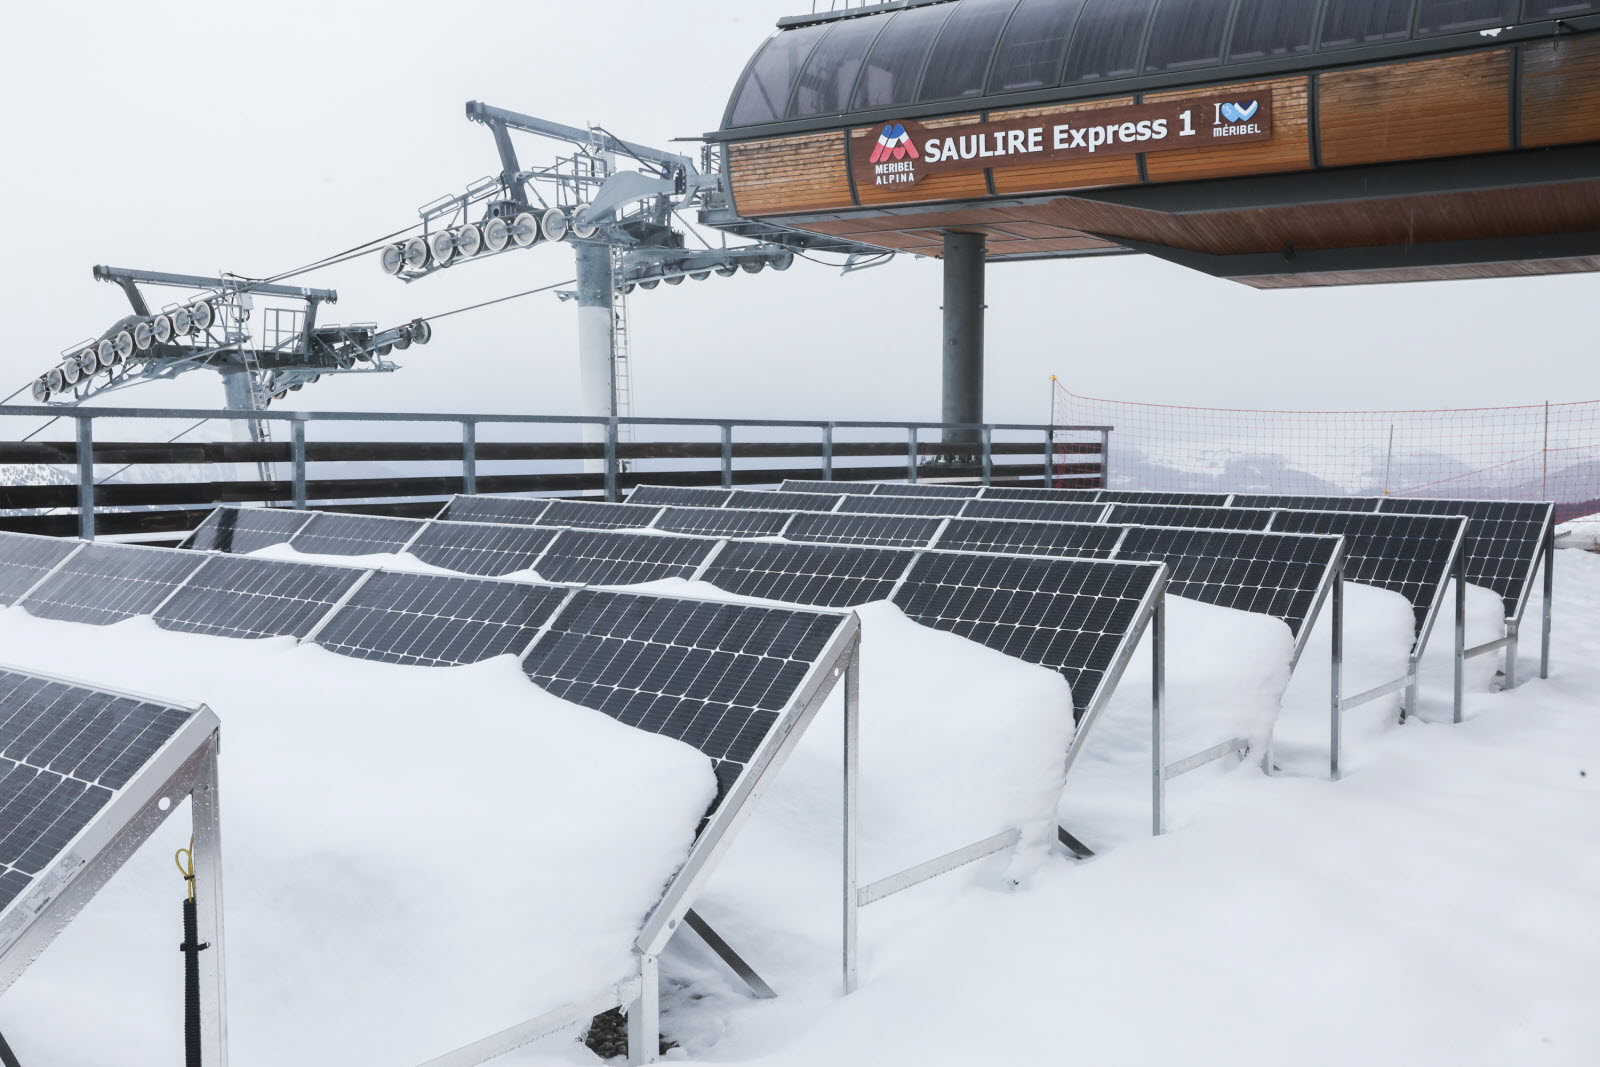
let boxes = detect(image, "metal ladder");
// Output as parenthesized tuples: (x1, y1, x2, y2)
(610, 246, 635, 471)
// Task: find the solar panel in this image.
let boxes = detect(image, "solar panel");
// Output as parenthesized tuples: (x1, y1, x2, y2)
(840, 496, 967, 517)
(532, 529, 718, 586)
(1267, 510, 1465, 638)
(181, 506, 314, 554)
(1377, 498, 1554, 618)
(436, 495, 553, 525)
(727, 490, 842, 512)
(522, 590, 846, 779)
(781, 512, 942, 548)
(701, 541, 914, 608)
(0, 667, 212, 933)
(780, 480, 877, 495)
(288, 513, 425, 556)
(1104, 504, 1275, 530)
(979, 486, 1103, 502)
(1230, 494, 1379, 512)
(961, 498, 1107, 523)
(1114, 527, 1339, 638)
(404, 521, 559, 578)
(311, 571, 571, 667)
(1099, 490, 1232, 507)
(892, 552, 1162, 719)
(0, 533, 77, 607)
(535, 500, 661, 530)
(150, 555, 363, 641)
(872, 482, 982, 498)
(626, 486, 734, 508)
(653, 507, 793, 539)
(22, 543, 206, 626)
(933, 518, 1123, 559)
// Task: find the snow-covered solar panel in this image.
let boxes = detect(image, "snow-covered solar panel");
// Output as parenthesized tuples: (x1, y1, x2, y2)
(311, 571, 571, 667)
(522, 589, 847, 788)
(1099, 490, 1231, 507)
(288, 513, 424, 556)
(1104, 504, 1275, 530)
(626, 486, 734, 508)
(781, 512, 942, 548)
(892, 553, 1163, 719)
(532, 530, 717, 587)
(933, 518, 1123, 558)
(872, 482, 982, 498)
(979, 486, 1103, 502)
(181, 506, 314, 554)
(841, 495, 967, 517)
(1267, 510, 1465, 639)
(961, 498, 1107, 523)
(728, 490, 842, 512)
(0, 667, 215, 961)
(654, 507, 793, 539)
(436, 495, 553, 525)
(1230, 494, 1379, 512)
(780, 480, 877, 495)
(404, 521, 559, 578)
(0, 533, 78, 607)
(701, 541, 915, 608)
(536, 500, 661, 530)
(1377, 498, 1555, 619)
(22, 543, 206, 626)
(152, 555, 363, 641)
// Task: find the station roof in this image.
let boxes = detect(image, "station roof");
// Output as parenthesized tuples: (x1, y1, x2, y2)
(720, 0, 1592, 137)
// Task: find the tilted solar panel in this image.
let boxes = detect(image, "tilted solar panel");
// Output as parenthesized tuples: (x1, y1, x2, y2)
(404, 521, 559, 578)
(1104, 504, 1275, 530)
(961, 498, 1107, 523)
(311, 571, 571, 667)
(701, 541, 915, 608)
(654, 507, 793, 539)
(289, 513, 425, 557)
(536, 500, 662, 530)
(1114, 527, 1339, 638)
(1230, 494, 1379, 512)
(1099, 490, 1232, 507)
(626, 486, 734, 508)
(181, 506, 314, 554)
(0, 533, 78, 607)
(1267, 510, 1465, 638)
(436, 495, 553, 525)
(780, 480, 877, 495)
(1377, 498, 1554, 619)
(933, 518, 1123, 559)
(153, 555, 364, 641)
(781, 512, 942, 548)
(892, 553, 1162, 719)
(532, 530, 718, 586)
(841, 495, 967, 517)
(872, 482, 982, 498)
(728, 490, 842, 512)
(22, 543, 206, 626)
(979, 486, 1103, 502)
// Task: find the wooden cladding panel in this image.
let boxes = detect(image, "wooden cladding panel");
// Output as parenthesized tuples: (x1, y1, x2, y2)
(1319, 51, 1513, 168)
(987, 97, 1142, 194)
(727, 133, 854, 216)
(1144, 77, 1312, 182)
(1240, 256, 1600, 289)
(853, 115, 989, 206)
(1522, 35, 1600, 148)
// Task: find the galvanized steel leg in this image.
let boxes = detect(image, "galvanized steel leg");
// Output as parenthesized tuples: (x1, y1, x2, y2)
(720, 425, 733, 490)
(1331, 572, 1344, 781)
(822, 424, 834, 481)
(981, 426, 993, 486)
(627, 953, 659, 1066)
(192, 737, 229, 1067)
(75, 416, 95, 541)
(460, 421, 477, 496)
(1403, 656, 1419, 723)
(1453, 553, 1466, 724)
(843, 652, 860, 994)
(1505, 620, 1520, 690)
(906, 428, 918, 483)
(1151, 597, 1167, 837)
(290, 418, 307, 510)
(682, 911, 776, 1000)
(604, 420, 619, 502)
(1100, 427, 1111, 489)
(1541, 528, 1554, 680)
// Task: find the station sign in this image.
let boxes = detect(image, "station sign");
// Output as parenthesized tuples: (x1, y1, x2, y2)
(856, 96, 1273, 187)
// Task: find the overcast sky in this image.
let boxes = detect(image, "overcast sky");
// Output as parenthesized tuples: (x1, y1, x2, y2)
(1, 0, 1592, 433)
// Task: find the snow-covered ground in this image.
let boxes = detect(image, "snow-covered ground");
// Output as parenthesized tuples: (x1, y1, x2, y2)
(0, 548, 1593, 1066)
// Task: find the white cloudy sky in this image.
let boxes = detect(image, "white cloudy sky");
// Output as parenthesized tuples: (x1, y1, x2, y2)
(0, 0, 1590, 429)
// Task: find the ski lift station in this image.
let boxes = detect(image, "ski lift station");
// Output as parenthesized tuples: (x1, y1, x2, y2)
(0, 3, 1598, 1067)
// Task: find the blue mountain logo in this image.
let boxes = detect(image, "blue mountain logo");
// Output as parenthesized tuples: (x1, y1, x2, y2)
(1220, 101, 1260, 124)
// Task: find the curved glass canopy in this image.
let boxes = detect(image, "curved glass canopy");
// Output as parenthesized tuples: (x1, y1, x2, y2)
(724, 0, 1585, 129)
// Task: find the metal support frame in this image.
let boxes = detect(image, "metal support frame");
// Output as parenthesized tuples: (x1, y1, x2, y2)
(1151, 597, 1167, 837)
(461, 421, 477, 496)
(290, 418, 307, 509)
(1541, 525, 1554, 680)
(74, 416, 94, 541)
(604, 420, 620, 503)
(941, 232, 985, 456)
(720, 426, 734, 490)
(1331, 571, 1344, 780)
(821, 424, 834, 480)
(843, 645, 859, 996)
(981, 426, 993, 485)
(1454, 552, 1467, 725)
(682, 910, 776, 1000)
(906, 428, 918, 483)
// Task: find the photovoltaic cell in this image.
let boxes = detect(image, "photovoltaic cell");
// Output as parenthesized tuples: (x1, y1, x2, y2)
(1230, 494, 1379, 512)
(781, 480, 877, 495)
(153, 555, 363, 640)
(1100, 490, 1232, 507)
(181, 506, 313, 554)
(535, 500, 662, 530)
(701, 541, 914, 608)
(872, 482, 982, 498)
(782, 512, 942, 548)
(533, 529, 718, 587)
(842, 495, 967, 517)
(961, 498, 1107, 523)
(728, 490, 842, 512)
(1114, 527, 1339, 637)
(0, 668, 200, 914)
(312, 571, 571, 667)
(654, 508, 793, 539)
(1105, 504, 1275, 530)
(934, 518, 1123, 559)
(1377, 498, 1553, 617)
(23, 543, 206, 626)
(892, 553, 1161, 718)
(626, 486, 734, 508)
(437, 495, 553, 525)
(980, 486, 1104, 502)
(522, 590, 845, 773)
(289, 513, 425, 557)
(404, 521, 559, 578)
(0, 533, 78, 606)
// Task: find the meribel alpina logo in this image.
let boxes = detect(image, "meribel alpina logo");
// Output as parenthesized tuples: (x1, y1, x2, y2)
(1214, 100, 1263, 137)
(869, 123, 919, 185)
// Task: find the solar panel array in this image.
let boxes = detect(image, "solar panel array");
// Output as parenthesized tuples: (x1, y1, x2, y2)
(404, 522, 559, 578)
(181, 507, 314, 554)
(1104, 505, 1273, 531)
(23, 543, 206, 626)
(1377, 498, 1554, 617)
(701, 541, 915, 609)
(531, 530, 716, 587)
(626, 486, 733, 508)
(0, 533, 77, 606)
(153, 556, 363, 641)
(536, 499, 660, 530)
(653, 507, 793, 539)
(290, 513, 424, 557)
(436, 495, 552, 525)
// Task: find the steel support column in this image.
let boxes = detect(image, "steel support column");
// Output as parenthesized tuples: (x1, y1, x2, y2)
(941, 233, 985, 458)
(575, 243, 615, 474)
